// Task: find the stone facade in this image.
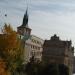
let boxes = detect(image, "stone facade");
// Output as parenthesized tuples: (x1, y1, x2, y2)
(73, 56, 75, 73)
(42, 34, 74, 75)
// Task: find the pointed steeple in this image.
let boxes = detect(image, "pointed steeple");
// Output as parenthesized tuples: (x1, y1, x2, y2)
(22, 8, 28, 27)
(17, 7, 31, 36)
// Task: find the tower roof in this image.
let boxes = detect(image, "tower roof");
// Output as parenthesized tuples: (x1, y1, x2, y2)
(51, 34, 59, 41)
(22, 9, 28, 27)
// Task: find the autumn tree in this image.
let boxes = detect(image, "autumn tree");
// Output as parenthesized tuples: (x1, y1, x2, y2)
(0, 24, 24, 75)
(0, 58, 11, 75)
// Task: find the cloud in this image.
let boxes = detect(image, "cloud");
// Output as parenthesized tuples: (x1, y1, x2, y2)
(0, 0, 75, 46)
(32, 0, 75, 3)
(29, 9, 75, 46)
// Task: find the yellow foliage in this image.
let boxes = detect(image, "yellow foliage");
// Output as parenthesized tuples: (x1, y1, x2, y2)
(0, 58, 11, 75)
(0, 24, 23, 74)
(0, 24, 21, 54)
(1, 24, 19, 49)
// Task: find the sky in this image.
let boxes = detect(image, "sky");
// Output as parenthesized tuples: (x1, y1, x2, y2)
(0, 0, 75, 47)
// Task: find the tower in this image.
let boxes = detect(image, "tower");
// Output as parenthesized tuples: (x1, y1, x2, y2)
(17, 9, 31, 39)
(17, 9, 32, 63)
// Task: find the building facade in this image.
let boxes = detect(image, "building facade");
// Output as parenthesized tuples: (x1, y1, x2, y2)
(25, 35, 44, 62)
(73, 56, 75, 73)
(42, 34, 74, 75)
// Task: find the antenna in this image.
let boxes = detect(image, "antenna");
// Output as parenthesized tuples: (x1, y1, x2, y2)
(25, 0, 31, 14)
(26, 0, 28, 9)
(25, 0, 29, 16)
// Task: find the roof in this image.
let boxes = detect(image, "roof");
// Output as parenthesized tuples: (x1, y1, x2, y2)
(43, 34, 72, 48)
(17, 9, 30, 29)
(31, 34, 44, 41)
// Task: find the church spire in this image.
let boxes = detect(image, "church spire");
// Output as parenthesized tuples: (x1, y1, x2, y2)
(22, 8, 28, 27)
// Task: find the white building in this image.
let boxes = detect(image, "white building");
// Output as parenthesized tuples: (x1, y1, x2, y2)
(17, 10, 44, 63)
(24, 35, 44, 63)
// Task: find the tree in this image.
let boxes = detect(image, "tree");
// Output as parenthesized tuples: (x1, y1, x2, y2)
(25, 60, 69, 75)
(0, 58, 11, 75)
(0, 24, 24, 74)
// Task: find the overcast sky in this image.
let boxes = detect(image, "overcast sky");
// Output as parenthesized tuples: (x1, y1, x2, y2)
(0, 0, 75, 47)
